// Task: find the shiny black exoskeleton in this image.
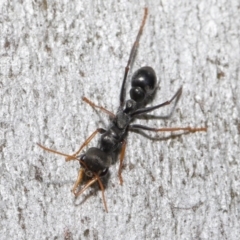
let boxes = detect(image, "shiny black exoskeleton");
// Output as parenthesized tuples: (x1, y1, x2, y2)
(130, 66, 157, 104)
(38, 8, 206, 212)
(79, 65, 159, 180)
(80, 63, 183, 186)
(64, 8, 185, 210)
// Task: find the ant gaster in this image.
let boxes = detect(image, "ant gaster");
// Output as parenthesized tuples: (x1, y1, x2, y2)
(37, 8, 207, 212)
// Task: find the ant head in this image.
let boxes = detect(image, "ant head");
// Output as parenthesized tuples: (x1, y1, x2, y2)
(130, 66, 157, 103)
(78, 147, 111, 176)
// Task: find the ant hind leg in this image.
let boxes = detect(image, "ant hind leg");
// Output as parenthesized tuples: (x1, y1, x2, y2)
(129, 124, 207, 133)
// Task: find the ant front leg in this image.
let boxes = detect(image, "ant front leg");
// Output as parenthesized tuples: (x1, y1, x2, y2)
(37, 128, 107, 161)
(73, 172, 108, 212)
(66, 128, 107, 161)
(37, 143, 79, 159)
(71, 168, 84, 195)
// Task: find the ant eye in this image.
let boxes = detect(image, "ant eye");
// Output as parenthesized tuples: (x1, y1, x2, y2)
(80, 154, 86, 161)
(85, 170, 93, 177)
(78, 154, 86, 167)
(100, 168, 109, 177)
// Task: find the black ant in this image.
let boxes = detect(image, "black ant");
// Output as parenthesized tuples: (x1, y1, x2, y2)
(37, 8, 207, 212)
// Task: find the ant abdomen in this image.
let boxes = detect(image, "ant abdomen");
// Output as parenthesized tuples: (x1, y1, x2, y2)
(130, 66, 157, 103)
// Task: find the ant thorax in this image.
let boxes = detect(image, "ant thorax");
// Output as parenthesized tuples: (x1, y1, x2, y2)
(114, 110, 131, 129)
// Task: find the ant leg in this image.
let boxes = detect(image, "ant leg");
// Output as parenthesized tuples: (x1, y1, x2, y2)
(38, 129, 106, 162)
(37, 143, 79, 159)
(131, 87, 182, 117)
(119, 8, 148, 107)
(74, 174, 108, 212)
(74, 176, 97, 198)
(66, 128, 106, 161)
(82, 97, 115, 118)
(118, 140, 127, 185)
(71, 168, 84, 195)
(129, 124, 207, 132)
(95, 174, 108, 212)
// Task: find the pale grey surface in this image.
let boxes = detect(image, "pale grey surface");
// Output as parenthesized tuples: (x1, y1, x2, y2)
(1, 0, 240, 239)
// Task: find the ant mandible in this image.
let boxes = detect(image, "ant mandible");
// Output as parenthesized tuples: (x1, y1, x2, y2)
(37, 8, 207, 212)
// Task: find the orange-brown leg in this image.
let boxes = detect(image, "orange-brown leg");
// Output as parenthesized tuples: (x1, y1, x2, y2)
(74, 176, 98, 198)
(82, 97, 115, 118)
(38, 129, 106, 162)
(118, 140, 127, 185)
(71, 168, 84, 195)
(66, 128, 106, 161)
(74, 174, 108, 212)
(37, 143, 78, 159)
(95, 174, 108, 212)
